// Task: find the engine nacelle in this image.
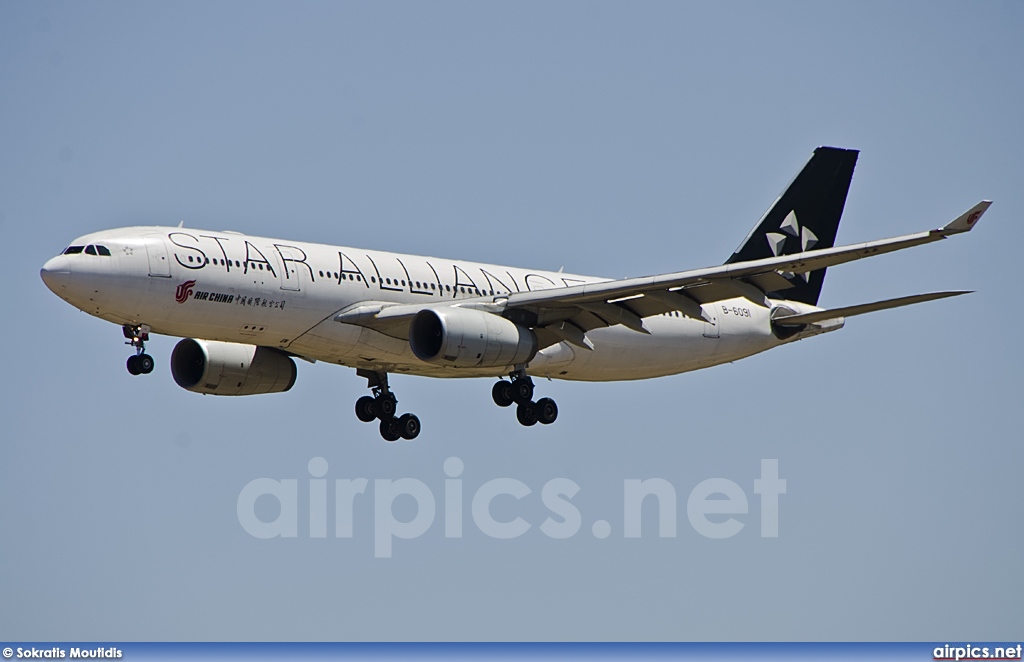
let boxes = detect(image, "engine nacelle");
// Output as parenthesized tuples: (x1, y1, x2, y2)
(170, 338, 297, 396)
(409, 308, 537, 369)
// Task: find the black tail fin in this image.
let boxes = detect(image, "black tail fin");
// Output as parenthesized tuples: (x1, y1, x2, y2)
(726, 146, 858, 305)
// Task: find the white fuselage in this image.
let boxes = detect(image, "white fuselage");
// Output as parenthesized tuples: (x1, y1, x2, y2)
(41, 226, 814, 382)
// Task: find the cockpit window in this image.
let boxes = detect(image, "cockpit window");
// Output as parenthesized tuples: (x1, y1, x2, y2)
(96, 245, 111, 256)
(85, 245, 97, 255)
(63, 246, 84, 255)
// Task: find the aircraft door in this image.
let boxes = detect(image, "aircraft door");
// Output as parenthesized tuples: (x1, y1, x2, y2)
(277, 246, 304, 291)
(702, 305, 719, 338)
(144, 234, 171, 277)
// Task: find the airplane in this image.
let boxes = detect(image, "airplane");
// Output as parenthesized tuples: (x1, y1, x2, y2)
(40, 147, 988, 441)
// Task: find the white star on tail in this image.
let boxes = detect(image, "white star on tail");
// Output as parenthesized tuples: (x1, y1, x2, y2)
(765, 210, 818, 282)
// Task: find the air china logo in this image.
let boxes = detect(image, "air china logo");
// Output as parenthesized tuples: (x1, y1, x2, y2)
(175, 280, 196, 304)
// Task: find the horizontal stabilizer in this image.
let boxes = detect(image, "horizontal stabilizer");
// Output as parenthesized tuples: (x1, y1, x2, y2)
(772, 291, 971, 326)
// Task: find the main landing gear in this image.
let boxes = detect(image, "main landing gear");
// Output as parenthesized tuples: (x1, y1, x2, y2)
(492, 371, 557, 427)
(123, 324, 154, 375)
(354, 369, 420, 442)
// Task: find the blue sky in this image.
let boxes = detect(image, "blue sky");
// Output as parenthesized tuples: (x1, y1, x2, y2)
(1, 1, 1021, 641)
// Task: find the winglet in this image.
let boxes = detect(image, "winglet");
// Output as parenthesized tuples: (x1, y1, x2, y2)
(941, 200, 991, 234)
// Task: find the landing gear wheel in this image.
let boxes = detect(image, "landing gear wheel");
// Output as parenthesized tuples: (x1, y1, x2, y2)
(374, 395, 397, 420)
(138, 353, 154, 374)
(398, 413, 421, 440)
(355, 396, 377, 423)
(123, 325, 153, 376)
(516, 402, 538, 427)
(379, 418, 402, 442)
(535, 397, 558, 425)
(492, 381, 514, 407)
(512, 379, 534, 405)
(357, 370, 421, 442)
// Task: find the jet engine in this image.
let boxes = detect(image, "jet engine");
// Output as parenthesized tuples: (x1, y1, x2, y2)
(170, 338, 297, 395)
(409, 308, 537, 369)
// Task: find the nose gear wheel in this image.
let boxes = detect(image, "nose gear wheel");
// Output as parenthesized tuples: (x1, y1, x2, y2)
(123, 324, 154, 375)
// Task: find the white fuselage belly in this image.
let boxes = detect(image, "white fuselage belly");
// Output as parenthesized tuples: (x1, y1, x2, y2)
(51, 226, 784, 382)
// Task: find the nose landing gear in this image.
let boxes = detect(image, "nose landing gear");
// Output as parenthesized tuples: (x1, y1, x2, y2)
(355, 369, 421, 442)
(123, 324, 154, 375)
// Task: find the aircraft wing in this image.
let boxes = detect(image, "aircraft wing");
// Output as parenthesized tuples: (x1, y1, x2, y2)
(332, 201, 989, 349)
(499, 200, 989, 348)
(506, 201, 989, 309)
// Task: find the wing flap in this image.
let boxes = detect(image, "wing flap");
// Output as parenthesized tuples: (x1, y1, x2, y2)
(542, 320, 595, 351)
(579, 301, 650, 334)
(640, 290, 712, 322)
(744, 271, 795, 293)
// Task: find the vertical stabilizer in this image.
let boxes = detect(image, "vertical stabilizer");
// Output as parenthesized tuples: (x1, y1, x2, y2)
(726, 147, 859, 305)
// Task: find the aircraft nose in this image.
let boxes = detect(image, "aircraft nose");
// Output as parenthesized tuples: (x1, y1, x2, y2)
(40, 255, 71, 292)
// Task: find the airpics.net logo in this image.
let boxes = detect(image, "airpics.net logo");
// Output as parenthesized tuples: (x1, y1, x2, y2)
(237, 458, 787, 558)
